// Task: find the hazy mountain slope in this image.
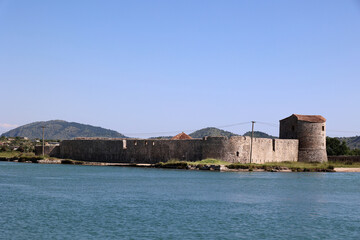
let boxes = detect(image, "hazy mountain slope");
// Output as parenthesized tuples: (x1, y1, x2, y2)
(1, 120, 127, 140)
(337, 136, 360, 149)
(189, 127, 239, 138)
(243, 131, 277, 138)
(148, 136, 173, 139)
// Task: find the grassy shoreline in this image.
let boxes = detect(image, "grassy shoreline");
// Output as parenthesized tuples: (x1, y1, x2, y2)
(1, 152, 360, 172)
(154, 159, 360, 172)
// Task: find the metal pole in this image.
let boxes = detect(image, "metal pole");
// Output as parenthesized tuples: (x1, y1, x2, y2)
(249, 121, 255, 163)
(42, 126, 45, 156)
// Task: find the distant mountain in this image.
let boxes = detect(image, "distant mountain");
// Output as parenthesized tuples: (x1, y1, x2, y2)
(1, 120, 127, 140)
(151, 127, 276, 139)
(189, 127, 239, 138)
(243, 131, 277, 139)
(337, 136, 360, 149)
(148, 136, 173, 140)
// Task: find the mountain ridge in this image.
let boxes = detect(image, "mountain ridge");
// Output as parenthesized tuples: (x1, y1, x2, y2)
(243, 131, 277, 139)
(1, 120, 127, 140)
(4, 121, 358, 149)
(337, 136, 360, 149)
(189, 127, 239, 138)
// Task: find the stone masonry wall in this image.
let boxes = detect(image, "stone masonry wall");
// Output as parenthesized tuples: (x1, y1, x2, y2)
(297, 121, 327, 162)
(203, 136, 298, 163)
(279, 116, 298, 139)
(35, 145, 60, 156)
(280, 115, 327, 163)
(54, 137, 298, 164)
(59, 139, 203, 163)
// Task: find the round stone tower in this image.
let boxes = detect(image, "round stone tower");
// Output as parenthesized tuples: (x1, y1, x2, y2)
(280, 114, 327, 163)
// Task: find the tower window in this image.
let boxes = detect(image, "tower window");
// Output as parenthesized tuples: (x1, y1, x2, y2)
(236, 151, 239, 157)
(272, 139, 276, 152)
(322, 126, 325, 131)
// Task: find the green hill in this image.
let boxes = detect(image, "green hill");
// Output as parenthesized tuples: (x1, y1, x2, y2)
(337, 136, 360, 149)
(156, 127, 275, 139)
(189, 127, 239, 138)
(148, 136, 173, 139)
(243, 131, 277, 139)
(1, 120, 127, 140)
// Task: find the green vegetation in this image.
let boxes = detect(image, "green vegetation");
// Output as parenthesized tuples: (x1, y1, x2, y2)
(189, 127, 238, 138)
(187, 158, 230, 165)
(154, 160, 188, 169)
(154, 159, 360, 172)
(1, 120, 127, 140)
(0, 136, 35, 152)
(338, 136, 360, 149)
(243, 131, 276, 139)
(230, 161, 360, 170)
(188, 127, 277, 139)
(327, 161, 360, 168)
(154, 159, 229, 169)
(0, 151, 45, 162)
(1, 151, 360, 171)
(0, 151, 22, 158)
(228, 162, 335, 172)
(150, 129, 277, 139)
(326, 137, 360, 156)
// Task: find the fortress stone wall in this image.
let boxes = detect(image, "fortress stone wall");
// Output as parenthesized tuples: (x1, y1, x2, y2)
(52, 136, 298, 164)
(40, 114, 328, 164)
(202, 136, 298, 163)
(35, 145, 60, 156)
(59, 138, 203, 163)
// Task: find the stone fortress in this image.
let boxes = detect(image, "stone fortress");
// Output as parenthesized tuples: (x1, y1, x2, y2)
(42, 114, 328, 164)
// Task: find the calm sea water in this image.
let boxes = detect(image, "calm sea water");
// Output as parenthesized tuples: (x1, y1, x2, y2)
(1, 162, 360, 240)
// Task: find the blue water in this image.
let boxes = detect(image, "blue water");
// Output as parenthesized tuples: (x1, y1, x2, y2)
(1, 162, 360, 239)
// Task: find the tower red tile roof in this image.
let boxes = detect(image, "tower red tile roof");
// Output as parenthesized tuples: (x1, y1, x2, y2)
(293, 114, 326, 123)
(171, 132, 192, 140)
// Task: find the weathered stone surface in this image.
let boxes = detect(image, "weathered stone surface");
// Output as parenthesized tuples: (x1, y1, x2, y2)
(46, 136, 298, 164)
(201, 136, 298, 163)
(35, 145, 60, 156)
(38, 114, 329, 164)
(280, 114, 327, 163)
(37, 159, 62, 164)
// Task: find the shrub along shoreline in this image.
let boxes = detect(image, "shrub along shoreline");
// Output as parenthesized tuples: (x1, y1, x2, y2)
(154, 159, 337, 172)
(1, 152, 360, 172)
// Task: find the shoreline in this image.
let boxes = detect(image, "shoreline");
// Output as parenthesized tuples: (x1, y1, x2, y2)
(2, 157, 360, 172)
(334, 168, 360, 172)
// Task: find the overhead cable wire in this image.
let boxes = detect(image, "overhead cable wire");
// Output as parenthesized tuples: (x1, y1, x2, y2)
(122, 121, 251, 136)
(121, 120, 360, 136)
(256, 121, 279, 127)
(123, 129, 198, 136)
(213, 121, 250, 128)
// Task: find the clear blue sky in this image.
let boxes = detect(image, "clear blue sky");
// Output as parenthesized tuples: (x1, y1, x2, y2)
(1, 0, 360, 137)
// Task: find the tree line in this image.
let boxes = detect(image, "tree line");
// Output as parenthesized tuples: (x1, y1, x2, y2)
(326, 137, 360, 156)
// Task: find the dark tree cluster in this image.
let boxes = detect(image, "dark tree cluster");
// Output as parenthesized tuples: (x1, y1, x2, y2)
(326, 137, 360, 156)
